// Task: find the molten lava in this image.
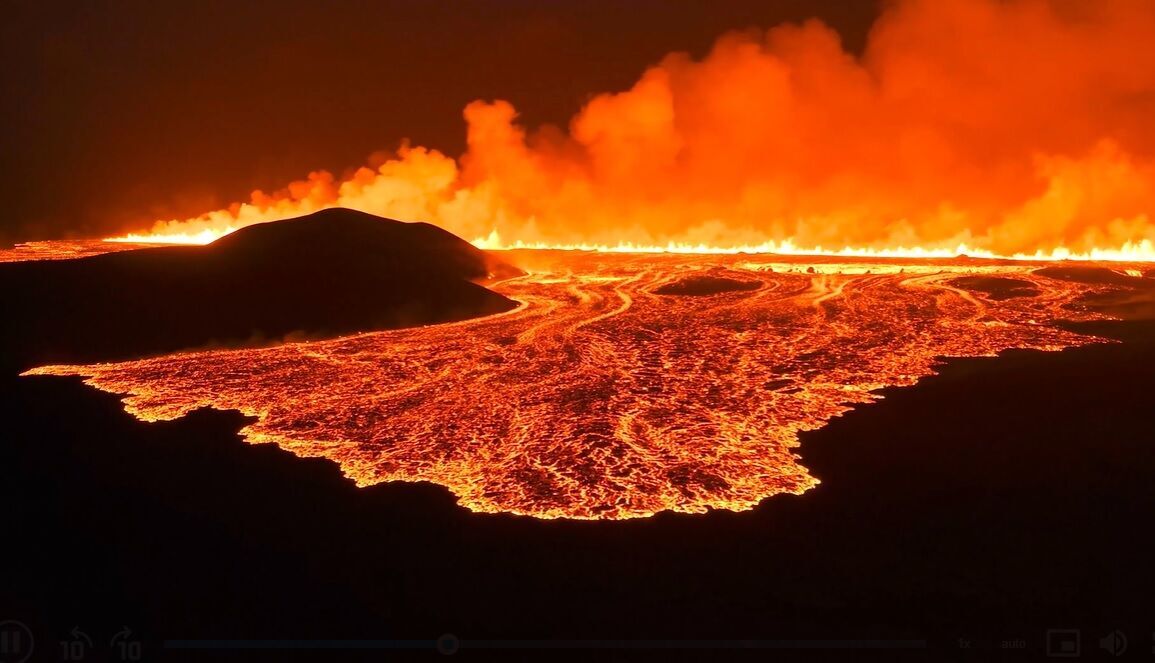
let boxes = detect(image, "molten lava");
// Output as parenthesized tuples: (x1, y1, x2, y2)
(0, 240, 162, 262)
(23, 252, 1133, 519)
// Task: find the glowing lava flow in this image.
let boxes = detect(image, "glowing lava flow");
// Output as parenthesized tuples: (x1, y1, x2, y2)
(22, 252, 1136, 519)
(102, 225, 1155, 263)
(469, 234, 1155, 263)
(0, 240, 165, 262)
(106, 228, 237, 245)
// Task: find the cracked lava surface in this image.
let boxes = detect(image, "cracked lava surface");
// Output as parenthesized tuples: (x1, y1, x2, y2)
(24, 251, 1132, 519)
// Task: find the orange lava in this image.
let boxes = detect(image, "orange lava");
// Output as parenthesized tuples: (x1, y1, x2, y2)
(0, 240, 165, 262)
(22, 252, 1129, 519)
(108, 227, 1155, 263)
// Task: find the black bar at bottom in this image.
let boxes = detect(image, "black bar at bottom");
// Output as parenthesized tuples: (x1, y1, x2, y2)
(165, 638, 927, 651)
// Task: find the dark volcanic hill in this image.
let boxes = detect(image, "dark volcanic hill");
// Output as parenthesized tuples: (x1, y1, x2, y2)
(0, 208, 521, 370)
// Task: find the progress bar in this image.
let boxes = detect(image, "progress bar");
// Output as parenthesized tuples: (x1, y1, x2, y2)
(165, 638, 928, 651)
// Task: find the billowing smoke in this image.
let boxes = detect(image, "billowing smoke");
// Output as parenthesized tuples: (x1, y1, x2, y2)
(125, 0, 1155, 256)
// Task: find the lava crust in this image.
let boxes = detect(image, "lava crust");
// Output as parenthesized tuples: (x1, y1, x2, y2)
(653, 273, 763, 296)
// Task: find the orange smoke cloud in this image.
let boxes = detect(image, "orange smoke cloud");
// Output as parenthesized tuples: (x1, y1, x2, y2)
(118, 0, 1155, 257)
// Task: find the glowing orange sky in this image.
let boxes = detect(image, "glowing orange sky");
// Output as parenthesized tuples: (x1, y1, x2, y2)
(116, 0, 1155, 257)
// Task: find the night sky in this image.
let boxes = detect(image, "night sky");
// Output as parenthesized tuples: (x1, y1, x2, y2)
(1, 1, 877, 244)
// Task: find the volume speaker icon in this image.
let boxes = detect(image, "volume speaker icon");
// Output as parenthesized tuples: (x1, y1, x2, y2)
(1098, 630, 1127, 656)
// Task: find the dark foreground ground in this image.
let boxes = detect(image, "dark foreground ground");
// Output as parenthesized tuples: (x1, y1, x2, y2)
(0, 209, 517, 370)
(3, 318, 1154, 661)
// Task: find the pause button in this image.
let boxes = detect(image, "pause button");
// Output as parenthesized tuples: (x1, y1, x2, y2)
(0, 621, 33, 663)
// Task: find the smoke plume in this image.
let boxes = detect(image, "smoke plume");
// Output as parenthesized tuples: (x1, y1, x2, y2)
(126, 0, 1155, 256)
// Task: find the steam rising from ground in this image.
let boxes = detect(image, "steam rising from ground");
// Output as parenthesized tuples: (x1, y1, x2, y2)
(127, 0, 1155, 256)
